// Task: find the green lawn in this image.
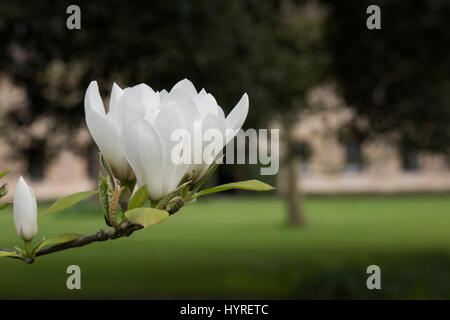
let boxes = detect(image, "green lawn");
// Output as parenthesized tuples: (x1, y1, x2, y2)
(1, 194, 450, 299)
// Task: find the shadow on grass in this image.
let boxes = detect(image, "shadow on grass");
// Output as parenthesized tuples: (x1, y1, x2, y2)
(291, 252, 450, 299)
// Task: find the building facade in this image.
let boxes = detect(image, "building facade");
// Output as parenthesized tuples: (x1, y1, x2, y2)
(1, 78, 450, 200)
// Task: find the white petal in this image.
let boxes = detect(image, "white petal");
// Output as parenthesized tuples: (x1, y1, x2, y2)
(194, 93, 220, 118)
(86, 111, 130, 180)
(107, 82, 125, 132)
(122, 118, 164, 200)
(194, 114, 226, 180)
(13, 176, 38, 240)
(198, 88, 207, 97)
(162, 88, 200, 121)
(84, 81, 106, 117)
(225, 93, 249, 144)
(120, 83, 160, 126)
(159, 89, 169, 101)
(162, 89, 204, 179)
(171, 78, 197, 98)
(153, 106, 190, 195)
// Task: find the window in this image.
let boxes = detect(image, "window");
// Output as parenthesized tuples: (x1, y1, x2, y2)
(26, 147, 45, 181)
(295, 142, 311, 173)
(401, 149, 419, 171)
(345, 142, 362, 172)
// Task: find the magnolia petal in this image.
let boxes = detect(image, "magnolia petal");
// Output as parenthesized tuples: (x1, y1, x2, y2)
(107, 82, 125, 132)
(122, 118, 164, 200)
(84, 81, 106, 117)
(225, 93, 249, 144)
(171, 78, 197, 98)
(120, 83, 160, 125)
(161, 98, 200, 181)
(153, 105, 190, 195)
(194, 114, 226, 181)
(86, 111, 129, 180)
(159, 89, 169, 101)
(194, 92, 220, 118)
(198, 88, 207, 97)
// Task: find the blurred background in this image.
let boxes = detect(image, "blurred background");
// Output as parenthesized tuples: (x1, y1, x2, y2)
(0, 0, 450, 299)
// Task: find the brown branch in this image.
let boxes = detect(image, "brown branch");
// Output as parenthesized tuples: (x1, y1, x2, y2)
(2, 203, 183, 264)
(33, 221, 143, 262)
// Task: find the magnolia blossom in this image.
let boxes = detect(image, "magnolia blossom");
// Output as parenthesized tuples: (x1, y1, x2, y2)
(13, 177, 38, 241)
(85, 82, 135, 181)
(85, 79, 248, 200)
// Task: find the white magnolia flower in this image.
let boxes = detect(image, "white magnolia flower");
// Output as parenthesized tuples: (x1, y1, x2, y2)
(13, 177, 38, 241)
(86, 78, 248, 200)
(84, 81, 136, 181)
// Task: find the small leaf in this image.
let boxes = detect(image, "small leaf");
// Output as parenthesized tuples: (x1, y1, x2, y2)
(0, 202, 11, 211)
(0, 183, 8, 198)
(0, 250, 19, 257)
(125, 207, 169, 228)
(191, 156, 222, 194)
(98, 174, 110, 217)
(155, 180, 191, 209)
(128, 185, 148, 210)
(37, 233, 82, 250)
(100, 153, 116, 189)
(0, 169, 9, 180)
(195, 179, 275, 198)
(41, 191, 98, 217)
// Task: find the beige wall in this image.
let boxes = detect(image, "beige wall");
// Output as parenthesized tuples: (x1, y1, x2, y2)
(283, 84, 450, 193)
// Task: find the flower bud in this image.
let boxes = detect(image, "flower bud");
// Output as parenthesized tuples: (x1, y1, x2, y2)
(13, 177, 38, 241)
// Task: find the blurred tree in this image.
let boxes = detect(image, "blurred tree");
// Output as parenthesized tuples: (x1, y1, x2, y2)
(0, 0, 327, 224)
(253, 1, 329, 225)
(324, 0, 450, 153)
(0, 0, 272, 176)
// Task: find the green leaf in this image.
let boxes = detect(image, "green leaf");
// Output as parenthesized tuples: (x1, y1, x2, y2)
(0, 169, 9, 180)
(125, 207, 169, 228)
(0, 183, 8, 198)
(98, 174, 110, 217)
(0, 202, 11, 211)
(128, 185, 148, 210)
(36, 233, 82, 251)
(100, 153, 116, 189)
(195, 179, 275, 198)
(191, 156, 222, 195)
(0, 250, 19, 257)
(40, 191, 98, 217)
(155, 180, 191, 209)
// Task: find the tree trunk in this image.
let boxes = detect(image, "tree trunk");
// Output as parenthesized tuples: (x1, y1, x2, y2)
(286, 154, 306, 225)
(284, 124, 306, 226)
